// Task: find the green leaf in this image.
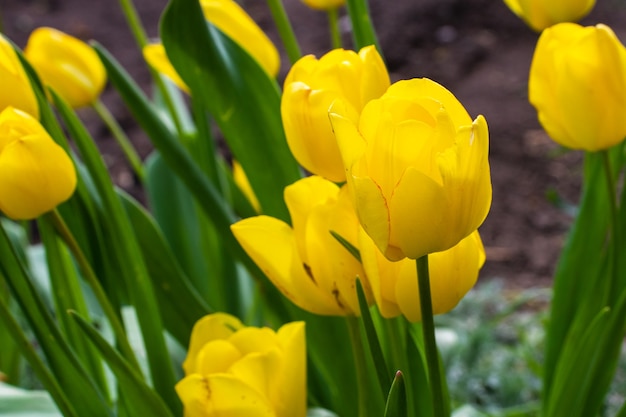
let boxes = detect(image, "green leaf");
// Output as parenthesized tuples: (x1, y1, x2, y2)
(0, 382, 63, 417)
(160, 0, 301, 221)
(70, 312, 175, 417)
(119, 188, 212, 346)
(384, 371, 407, 417)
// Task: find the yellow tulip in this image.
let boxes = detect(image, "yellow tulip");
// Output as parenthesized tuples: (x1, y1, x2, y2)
(281, 46, 389, 182)
(301, 0, 345, 11)
(24, 27, 106, 108)
(0, 35, 38, 118)
(503, 0, 595, 32)
(176, 313, 306, 417)
(361, 230, 485, 322)
(529, 23, 626, 151)
(329, 78, 492, 261)
(145, 0, 280, 83)
(231, 176, 370, 316)
(0, 107, 76, 220)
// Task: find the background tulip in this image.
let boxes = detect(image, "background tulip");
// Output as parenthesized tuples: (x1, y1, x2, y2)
(0, 107, 76, 220)
(143, 43, 189, 92)
(361, 230, 485, 322)
(301, 0, 345, 11)
(330, 78, 492, 261)
(0, 35, 39, 118)
(529, 23, 626, 151)
(24, 27, 106, 109)
(176, 313, 306, 417)
(231, 176, 370, 316)
(281, 46, 389, 182)
(503, 0, 595, 32)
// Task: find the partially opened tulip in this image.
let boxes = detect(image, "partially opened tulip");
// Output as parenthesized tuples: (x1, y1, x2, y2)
(0, 35, 38, 118)
(529, 23, 626, 151)
(24, 27, 106, 108)
(231, 176, 370, 315)
(282, 46, 389, 182)
(361, 230, 485, 322)
(176, 313, 306, 417)
(503, 0, 595, 32)
(145, 0, 280, 84)
(0, 107, 76, 220)
(330, 78, 491, 261)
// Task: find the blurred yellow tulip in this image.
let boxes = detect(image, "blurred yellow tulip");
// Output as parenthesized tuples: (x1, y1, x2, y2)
(301, 0, 345, 11)
(503, 0, 595, 32)
(361, 230, 485, 322)
(281, 46, 389, 182)
(24, 27, 106, 108)
(0, 35, 38, 118)
(0, 107, 76, 220)
(529, 23, 626, 151)
(176, 313, 306, 417)
(145, 0, 280, 84)
(231, 176, 370, 316)
(330, 78, 491, 261)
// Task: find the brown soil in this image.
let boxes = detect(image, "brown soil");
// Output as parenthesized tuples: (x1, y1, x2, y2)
(3, 0, 626, 288)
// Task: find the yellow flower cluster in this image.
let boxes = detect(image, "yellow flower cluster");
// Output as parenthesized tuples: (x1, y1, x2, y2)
(233, 46, 492, 323)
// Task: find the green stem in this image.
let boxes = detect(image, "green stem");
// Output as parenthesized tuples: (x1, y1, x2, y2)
(601, 150, 620, 304)
(118, 0, 149, 48)
(46, 210, 141, 373)
(266, 0, 302, 65)
(345, 0, 381, 54)
(416, 255, 447, 417)
(328, 8, 342, 49)
(92, 100, 145, 182)
(346, 315, 370, 417)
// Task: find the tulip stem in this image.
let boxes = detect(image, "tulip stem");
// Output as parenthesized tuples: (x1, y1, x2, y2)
(601, 150, 620, 303)
(92, 100, 145, 183)
(328, 8, 342, 49)
(47, 209, 142, 373)
(416, 255, 447, 417)
(118, 0, 149, 48)
(266, 0, 302, 65)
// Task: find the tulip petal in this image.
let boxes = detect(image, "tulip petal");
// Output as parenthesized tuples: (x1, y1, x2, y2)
(231, 216, 343, 314)
(274, 321, 307, 417)
(176, 373, 275, 417)
(143, 43, 189, 92)
(0, 36, 39, 118)
(193, 340, 242, 375)
(183, 313, 244, 375)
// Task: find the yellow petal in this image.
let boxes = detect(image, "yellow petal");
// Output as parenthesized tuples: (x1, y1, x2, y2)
(183, 313, 244, 375)
(143, 43, 189, 92)
(176, 373, 276, 417)
(193, 339, 242, 375)
(301, 0, 345, 11)
(231, 216, 343, 314)
(273, 321, 306, 417)
(0, 35, 39, 118)
(24, 27, 106, 108)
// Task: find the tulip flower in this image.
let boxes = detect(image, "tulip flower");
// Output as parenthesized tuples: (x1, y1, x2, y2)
(176, 312, 306, 417)
(0, 107, 76, 220)
(281, 46, 389, 182)
(529, 23, 626, 151)
(301, 0, 345, 11)
(361, 230, 485, 322)
(503, 0, 595, 32)
(330, 78, 492, 261)
(0, 35, 38, 118)
(144, 0, 280, 84)
(231, 176, 370, 316)
(24, 27, 106, 109)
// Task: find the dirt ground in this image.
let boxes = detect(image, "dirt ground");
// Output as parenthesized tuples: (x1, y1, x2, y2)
(3, 0, 626, 288)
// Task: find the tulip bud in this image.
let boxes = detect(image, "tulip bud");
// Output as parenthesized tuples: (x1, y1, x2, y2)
(176, 313, 306, 417)
(361, 230, 485, 322)
(330, 78, 492, 261)
(503, 0, 595, 32)
(0, 107, 76, 220)
(231, 176, 371, 316)
(529, 23, 626, 151)
(0, 35, 38, 118)
(24, 27, 106, 108)
(301, 0, 345, 11)
(281, 46, 389, 182)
